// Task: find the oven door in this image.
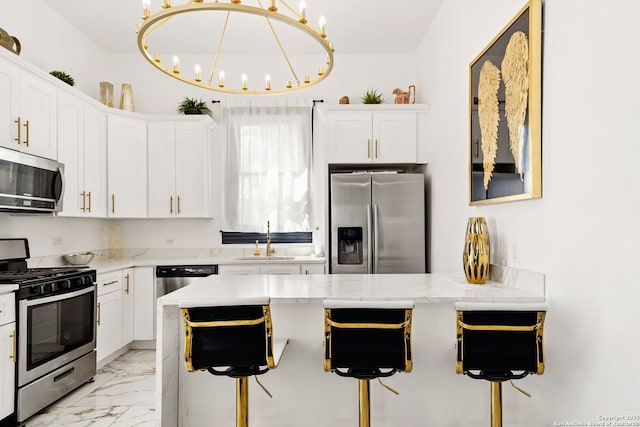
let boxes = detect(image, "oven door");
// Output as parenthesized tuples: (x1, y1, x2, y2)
(18, 285, 96, 386)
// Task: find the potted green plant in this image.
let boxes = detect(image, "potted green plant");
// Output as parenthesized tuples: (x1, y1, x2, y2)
(177, 97, 212, 116)
(361, 88, 383, 104)
(49, 70, 75, 86)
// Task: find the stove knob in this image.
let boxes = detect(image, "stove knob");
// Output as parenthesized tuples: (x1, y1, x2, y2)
(60, 279, 71, 290)
(41, 283, 52, 293)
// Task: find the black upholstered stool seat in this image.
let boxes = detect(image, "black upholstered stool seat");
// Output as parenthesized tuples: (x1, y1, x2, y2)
(180, 297, 275, 427)
(324, 299, 414, 427)
(455, 301, 549, 427)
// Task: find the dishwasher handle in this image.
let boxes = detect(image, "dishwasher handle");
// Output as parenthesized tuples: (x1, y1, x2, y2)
(155, 265, 218, 277)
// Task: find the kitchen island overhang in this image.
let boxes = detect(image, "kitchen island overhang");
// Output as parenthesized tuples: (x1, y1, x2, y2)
(156, 268, 545, 427)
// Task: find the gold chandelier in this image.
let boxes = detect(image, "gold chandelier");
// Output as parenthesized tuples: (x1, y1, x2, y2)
(137, 0, 334, 95)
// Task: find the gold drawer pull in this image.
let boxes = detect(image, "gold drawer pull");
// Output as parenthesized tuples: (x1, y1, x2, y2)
(10, 331, 16, 363)
(103, 280, 119, 286)
(14, 117, 21, 144)
(97, 302, 101, 325)
(24, 120, 30, 146)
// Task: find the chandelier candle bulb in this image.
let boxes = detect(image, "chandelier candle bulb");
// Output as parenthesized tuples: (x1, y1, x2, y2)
(269, 0, 277, 11)
(219, 70, 225, 87)
(319, 16, 326, 38)
(154, 53, 161, 62)
(194, 64, 202, 82)
(286, 80, 292, 88)
(242, 73, 248, 90)
(162, 0, 172, 8)
(299, 0, 307, 23)
(265, 74, 271, 90)
(172, 56, 180, 73)
(304, 75, 310, 83)
(142, 0, 151, 19)
(318, 67, 323, 76)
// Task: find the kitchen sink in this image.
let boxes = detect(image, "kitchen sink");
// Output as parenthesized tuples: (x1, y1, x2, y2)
(237, 256, 295, 261)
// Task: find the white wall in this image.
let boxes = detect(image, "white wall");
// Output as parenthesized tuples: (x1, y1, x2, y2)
(2, 0, 112, 98)
(417, 0, 640, 423)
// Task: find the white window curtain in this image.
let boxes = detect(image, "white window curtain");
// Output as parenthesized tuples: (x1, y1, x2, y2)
(221, 99, 312, 233)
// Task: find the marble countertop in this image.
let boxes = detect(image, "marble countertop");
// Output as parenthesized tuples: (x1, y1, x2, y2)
(157, 266, 545, 305)
(28, 249, 325, 274)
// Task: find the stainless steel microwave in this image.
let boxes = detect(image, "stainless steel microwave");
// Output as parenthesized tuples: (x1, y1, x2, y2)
(0, 147, 64, 213)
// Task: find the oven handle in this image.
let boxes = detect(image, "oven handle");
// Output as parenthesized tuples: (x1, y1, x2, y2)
(23, 285, 95, 307)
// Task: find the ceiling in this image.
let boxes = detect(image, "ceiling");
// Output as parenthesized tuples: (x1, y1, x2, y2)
(43, 0, 444, 55)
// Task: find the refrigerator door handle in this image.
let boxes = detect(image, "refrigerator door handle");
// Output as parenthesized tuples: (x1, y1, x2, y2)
(373, 204, 379, 274)
(367, 204, 373, 274)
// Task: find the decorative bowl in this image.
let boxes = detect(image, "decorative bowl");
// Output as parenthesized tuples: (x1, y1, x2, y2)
(63, 252, 95, 265)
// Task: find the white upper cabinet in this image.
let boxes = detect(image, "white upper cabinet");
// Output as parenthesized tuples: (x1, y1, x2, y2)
(321, 105, 428, 164)
(57, 93, 107, 217)
(107, 114, 148, 218)
(148, 119, 211, 218)
(0, 54, 57, 159)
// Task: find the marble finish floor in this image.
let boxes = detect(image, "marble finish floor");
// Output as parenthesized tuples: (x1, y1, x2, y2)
(24, 350, 157, 426)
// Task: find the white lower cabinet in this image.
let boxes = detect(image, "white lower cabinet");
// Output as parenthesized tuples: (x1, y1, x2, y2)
(301, 264, 325, 274)
(218, 263, 325, 275)
(0, 293, 16, 421)
(97, 267, 156, 362)
(122, 268, 134, 345)
(96, 271, 123, 362)
(218, 265, 260, 275)
(133, 267, 155, 341)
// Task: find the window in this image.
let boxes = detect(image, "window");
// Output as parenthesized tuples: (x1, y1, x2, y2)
(221, 102, 312, 239)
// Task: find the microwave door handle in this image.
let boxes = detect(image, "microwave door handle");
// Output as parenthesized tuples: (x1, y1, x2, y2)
(367, 204, 373, 274)
(54, 166, 65, 207)
(373, 204, 379, 274)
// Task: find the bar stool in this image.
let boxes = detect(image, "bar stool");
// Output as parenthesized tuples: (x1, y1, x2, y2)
(323, 299, 414, 427)
(179, 297, 276, 427)
(455, 302, 549, 427)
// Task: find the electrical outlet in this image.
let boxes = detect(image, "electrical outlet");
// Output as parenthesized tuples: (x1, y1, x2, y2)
(52, 236, 63, 246)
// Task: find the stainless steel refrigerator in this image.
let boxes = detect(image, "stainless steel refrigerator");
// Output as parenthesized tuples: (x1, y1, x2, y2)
(330, 172, 426, 274)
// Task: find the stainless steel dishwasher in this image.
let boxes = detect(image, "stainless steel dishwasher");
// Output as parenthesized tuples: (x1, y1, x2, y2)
(156, 264, 218, 298)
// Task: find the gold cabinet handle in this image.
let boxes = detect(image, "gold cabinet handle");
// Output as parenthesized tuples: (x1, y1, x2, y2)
(375, 139, 379, 159)
(23, 120, 29, 147)
(103, 280, 119, 286)
(97, 302, 101, 326)
(10, 331, 16, 363)
(367, 139, 371, 158)
(14, 117, 21, 144)
(170, 196, 173, 214)
(81, 191, 86, 212)
(177, 196, 181, 214)
(111, 194, 115, 214)
(87, 191, 92, 213)
(124, 273, 130, 294)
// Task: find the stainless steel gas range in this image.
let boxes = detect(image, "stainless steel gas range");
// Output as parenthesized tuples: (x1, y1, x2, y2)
(0, 239, 97, 423)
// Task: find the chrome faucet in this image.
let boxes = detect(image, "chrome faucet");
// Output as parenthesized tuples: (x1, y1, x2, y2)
(266, 221, 273, 257)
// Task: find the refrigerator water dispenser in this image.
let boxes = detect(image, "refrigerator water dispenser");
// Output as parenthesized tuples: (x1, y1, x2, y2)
(337, 227, 363, 265)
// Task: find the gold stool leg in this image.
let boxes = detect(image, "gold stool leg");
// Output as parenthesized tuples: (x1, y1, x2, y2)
(359, 379, 370, 427)
(490, 381, 502, 427)
(236, 377, 249, 427)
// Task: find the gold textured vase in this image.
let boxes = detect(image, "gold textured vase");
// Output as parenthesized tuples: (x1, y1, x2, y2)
(119, 83, 135, 111)
(463, 217, 490, 284)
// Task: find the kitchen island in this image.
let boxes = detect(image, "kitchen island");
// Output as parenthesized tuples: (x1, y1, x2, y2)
(156, 267, 545, 427)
